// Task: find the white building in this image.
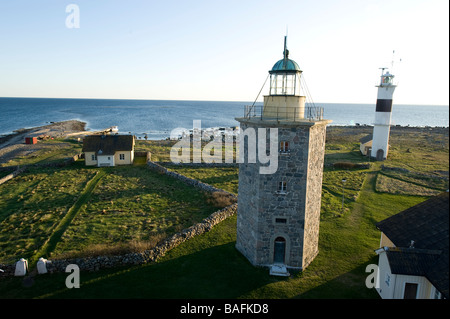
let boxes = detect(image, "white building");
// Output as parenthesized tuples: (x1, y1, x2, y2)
(371, 68, 396, 160)
(82, 134, 135, 167)
(375, 192, 448, 299)
(359, 134, 373, 156)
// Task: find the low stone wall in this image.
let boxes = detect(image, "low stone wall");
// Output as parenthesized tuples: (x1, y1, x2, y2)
(148, 161, 237, 199)
(329, 162, 371, 170)
(0, 203, 237, 275)
(161, 162, 238, 168)
(0, 159, 238, 277)
(381, 164, 449, 181)
(381, 165, 410, 173)
(0, 167, 26, 186)
(32, 153, 84, 168)
(0, 263, 16, 277)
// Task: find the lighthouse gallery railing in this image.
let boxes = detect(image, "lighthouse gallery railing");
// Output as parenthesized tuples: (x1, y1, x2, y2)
(244, 105, 324, 122)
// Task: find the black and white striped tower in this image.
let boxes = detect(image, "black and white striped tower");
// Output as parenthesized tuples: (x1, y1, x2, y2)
(371, 68, 396, 160)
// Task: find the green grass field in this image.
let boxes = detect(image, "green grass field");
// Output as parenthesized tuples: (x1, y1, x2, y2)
(0, 126, 447, 299)
(0, 163, 221, 266)
(0, 139, 83, 167)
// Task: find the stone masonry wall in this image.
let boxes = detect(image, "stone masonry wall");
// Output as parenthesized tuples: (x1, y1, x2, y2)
(235, 120, 328, 270)
(235, 121, 261, 266)
(147, 161, 237, 199)
(303, 123, 328, 269)
(256, 124, 310, 268)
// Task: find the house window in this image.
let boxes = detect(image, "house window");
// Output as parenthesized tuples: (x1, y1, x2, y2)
(91, 154, 97, 161)
(275, 218, 287, 224)
(119, 154, 125, 160)
(279, 141, 290, 153)
(278, 181, 287, 193)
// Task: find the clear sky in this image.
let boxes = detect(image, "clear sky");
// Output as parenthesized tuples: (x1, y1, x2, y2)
(0, 0, 448, 105)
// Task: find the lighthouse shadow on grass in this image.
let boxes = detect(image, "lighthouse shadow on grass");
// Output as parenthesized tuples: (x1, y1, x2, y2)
(30, 241, 278, 299)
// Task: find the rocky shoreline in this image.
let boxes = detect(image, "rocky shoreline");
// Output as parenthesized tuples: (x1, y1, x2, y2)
(0, 120, 97, 165)
(0, 120, 87, 145)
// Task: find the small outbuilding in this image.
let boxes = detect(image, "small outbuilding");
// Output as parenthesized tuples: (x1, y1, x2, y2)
(25, 137, 37, 145)
(359, 134, 372, 156)
(82, 134, 135, 167)
(375, 192, 449, 299)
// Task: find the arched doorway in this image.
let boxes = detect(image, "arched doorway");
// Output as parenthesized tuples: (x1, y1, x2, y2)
(273, 237, 286, 264)
(376, 149, 384, 161)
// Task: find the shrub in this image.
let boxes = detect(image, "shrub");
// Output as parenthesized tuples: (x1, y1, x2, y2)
(207, 191, 237, 208)
(52, 233, 167, 259)
(333, 162, 370, 169)
(333, 162, 357, 169)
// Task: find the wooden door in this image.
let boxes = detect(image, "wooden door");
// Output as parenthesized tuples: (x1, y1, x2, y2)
(273, 237, 286, 264)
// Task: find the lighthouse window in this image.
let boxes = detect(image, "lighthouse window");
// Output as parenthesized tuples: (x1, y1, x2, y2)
(270, 74, 300, 95)
(278, 181, 287, 193)
(279, 141, 290, 153)
(382, 76, 392, 84)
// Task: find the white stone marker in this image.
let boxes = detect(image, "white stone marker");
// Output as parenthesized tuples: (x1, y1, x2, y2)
(14, 258, 28, 276)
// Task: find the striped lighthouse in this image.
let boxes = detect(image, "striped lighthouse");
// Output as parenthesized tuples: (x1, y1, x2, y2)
(371, 68, 396, 160)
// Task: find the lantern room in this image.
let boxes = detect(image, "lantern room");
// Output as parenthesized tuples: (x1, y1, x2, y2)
(269, 41, 302, 96)
(262, 36, 306, 120)
(379, 69, 395, 87)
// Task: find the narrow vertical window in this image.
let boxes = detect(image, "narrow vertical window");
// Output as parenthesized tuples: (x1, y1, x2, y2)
(278, 181, 287, 193)
(279, 141, 290, 153)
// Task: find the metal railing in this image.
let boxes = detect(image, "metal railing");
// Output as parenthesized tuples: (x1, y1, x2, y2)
(244, 105, 324, 122)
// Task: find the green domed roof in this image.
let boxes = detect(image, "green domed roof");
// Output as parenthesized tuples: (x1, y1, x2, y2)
(269, 36, 302, 74)
(270, 58, 301, 73)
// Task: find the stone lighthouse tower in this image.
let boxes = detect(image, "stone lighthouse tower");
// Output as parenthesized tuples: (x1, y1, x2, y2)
(235, 37, 331, 275)
(371, 68, 397, 160)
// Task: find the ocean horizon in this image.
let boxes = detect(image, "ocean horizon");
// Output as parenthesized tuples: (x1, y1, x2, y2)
(0, 97, 448, 140)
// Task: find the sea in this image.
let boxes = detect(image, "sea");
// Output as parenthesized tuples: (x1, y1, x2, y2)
(0, 97, 448, 140)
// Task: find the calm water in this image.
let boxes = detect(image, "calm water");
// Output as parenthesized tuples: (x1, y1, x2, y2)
(0, 97, 448, 139)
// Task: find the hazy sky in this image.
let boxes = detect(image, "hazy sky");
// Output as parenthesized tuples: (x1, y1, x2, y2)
(0, 0, 448, 105)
